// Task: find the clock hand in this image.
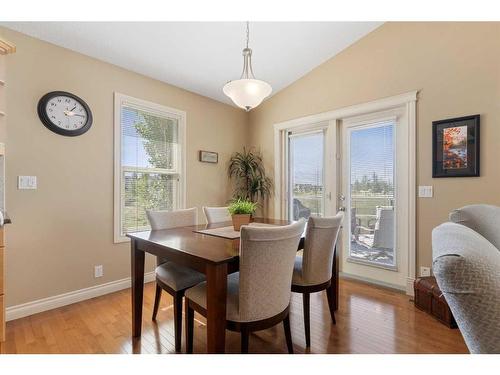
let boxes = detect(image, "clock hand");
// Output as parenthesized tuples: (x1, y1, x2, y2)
(63, 110, 82, 117)
(70, 106, 76, 111)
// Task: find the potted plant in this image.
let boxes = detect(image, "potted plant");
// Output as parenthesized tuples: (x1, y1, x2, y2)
(228, 199, 257, 231)
(228, 148, 273, 205)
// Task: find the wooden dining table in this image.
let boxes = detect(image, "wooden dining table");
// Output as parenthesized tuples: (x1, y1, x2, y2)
(126, 217, 339, 353)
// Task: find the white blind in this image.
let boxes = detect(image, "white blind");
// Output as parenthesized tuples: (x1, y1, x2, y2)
(120, 104, 180, 235)
(349, 121, 394, 197)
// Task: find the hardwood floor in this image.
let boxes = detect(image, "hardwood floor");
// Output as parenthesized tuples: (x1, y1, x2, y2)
(0, 278, 468, 354)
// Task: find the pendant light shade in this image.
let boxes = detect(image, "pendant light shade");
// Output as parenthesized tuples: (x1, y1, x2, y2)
(223, 79, 272, 112)
(223, 23, 272, 111)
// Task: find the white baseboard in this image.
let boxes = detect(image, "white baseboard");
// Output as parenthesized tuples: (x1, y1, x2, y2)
(339, 272, 408, 293)
(6, 271, 156, 322)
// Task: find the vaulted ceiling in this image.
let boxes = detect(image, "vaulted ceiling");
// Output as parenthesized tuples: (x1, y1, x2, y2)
(1, 22, 382, 106)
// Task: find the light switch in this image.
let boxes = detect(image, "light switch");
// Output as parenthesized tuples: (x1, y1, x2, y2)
(418, 185, 433, 198)
(18, 176, 37, 190)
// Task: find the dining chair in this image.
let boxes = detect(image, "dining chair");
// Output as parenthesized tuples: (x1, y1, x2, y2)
(146, 207, 205, 352)
(291, 213, 343, 347)
(184, 219, 306, 353)
(203, 206, 231, 224)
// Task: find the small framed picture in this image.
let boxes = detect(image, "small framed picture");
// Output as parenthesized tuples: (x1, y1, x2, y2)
(432, 115, 480, 178)
(199, 150, 218, 164)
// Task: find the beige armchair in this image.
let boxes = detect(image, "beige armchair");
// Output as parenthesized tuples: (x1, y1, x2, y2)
(433, 204, 500, 353)
(184, 219, 306, 353)
(146, 207, 205, 352)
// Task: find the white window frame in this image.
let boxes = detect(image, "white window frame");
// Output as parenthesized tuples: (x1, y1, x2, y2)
(113, 93, 186, 243)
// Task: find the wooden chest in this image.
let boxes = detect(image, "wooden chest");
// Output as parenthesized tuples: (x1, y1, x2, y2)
(414, 276, 457, 329)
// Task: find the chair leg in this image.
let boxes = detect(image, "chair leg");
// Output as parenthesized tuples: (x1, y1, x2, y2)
(326, 286, 336, 324)
(240, 328, 249, 353)
(283, 314, 294, 354)
(185, 299, 194, 354)
(152, 284, 162, 320)
(173, 293, 183, 352)
(303, 293, 311, 347)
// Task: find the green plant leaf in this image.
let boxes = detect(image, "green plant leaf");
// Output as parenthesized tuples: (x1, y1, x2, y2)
(227, 198, 257, 215)
(228, 147, 273, 204)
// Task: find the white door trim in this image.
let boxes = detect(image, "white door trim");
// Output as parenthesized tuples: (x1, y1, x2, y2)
(273, 90, 417, 295)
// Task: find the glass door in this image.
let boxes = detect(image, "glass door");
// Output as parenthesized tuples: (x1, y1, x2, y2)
(346, 121, 396, 268)
(287, 130, 325, 221)
(338, 109, 412, 291)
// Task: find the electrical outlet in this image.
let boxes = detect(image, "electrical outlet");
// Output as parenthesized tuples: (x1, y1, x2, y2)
(94, 265, 103, 278)
(420, 266, 431, 277)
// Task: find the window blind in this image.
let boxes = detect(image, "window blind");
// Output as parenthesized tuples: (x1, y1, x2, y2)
(120, 104, 180, 235)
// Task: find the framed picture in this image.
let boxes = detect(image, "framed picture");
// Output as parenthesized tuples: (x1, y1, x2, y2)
(199, 150, 218, 164)
(432, 115, 480, 178)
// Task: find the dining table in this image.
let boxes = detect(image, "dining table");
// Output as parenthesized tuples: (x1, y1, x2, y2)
(126, 217, 339, 353)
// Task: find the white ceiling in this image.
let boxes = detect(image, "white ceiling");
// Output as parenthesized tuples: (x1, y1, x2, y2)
(1, 22, 382, 106)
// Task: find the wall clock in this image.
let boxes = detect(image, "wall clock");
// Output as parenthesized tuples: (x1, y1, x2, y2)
(37, 91, 93, 136)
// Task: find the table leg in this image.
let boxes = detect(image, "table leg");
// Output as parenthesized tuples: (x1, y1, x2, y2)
(131, 239, 145, 338)
(206, 263, 227, 353)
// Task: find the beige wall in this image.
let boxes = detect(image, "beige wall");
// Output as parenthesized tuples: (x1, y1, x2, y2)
(2, 22, 500, 307)
(0, 27, 248, 306)
(249, 22, 500, 270)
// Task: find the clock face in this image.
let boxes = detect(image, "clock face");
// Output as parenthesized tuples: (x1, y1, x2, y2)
(38, 91, 93, 136)
(46, 95, 88, 131)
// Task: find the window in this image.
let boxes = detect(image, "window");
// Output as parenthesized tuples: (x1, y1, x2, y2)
(114, 93, 185, 242)
(287, 130, 325, 220)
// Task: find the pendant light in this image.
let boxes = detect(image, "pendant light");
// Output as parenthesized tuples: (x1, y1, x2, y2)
(223, 22, 272, 111)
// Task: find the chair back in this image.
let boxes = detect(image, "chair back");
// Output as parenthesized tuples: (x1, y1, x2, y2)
(203, 206, 231, 224)
(301, 213, 344, 285)
(449, 204, 500, 250)
(146, 207, 197, 265)
(373, 207, 394, 249)
(238, 220, 306, 322)
(146, 207, 197, 230)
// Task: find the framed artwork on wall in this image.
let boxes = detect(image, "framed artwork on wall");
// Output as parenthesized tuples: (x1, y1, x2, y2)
(432, 114, 480, 178)
(199, 150, 218, 164)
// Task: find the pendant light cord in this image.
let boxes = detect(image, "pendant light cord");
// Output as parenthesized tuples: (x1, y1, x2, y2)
(240, 21, 254, 79)
(246, 21, 250, 49)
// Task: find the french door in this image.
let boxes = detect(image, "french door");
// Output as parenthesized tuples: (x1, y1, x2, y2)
(276, 92, 416, 294)
(338, 109, 410, 289)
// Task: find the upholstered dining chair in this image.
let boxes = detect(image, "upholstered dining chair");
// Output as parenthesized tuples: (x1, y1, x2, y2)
(203, 206, 231, 224)
(291, 213, 343, 347)
(146, 207, 205, 352)
(184, 219, 306, 354)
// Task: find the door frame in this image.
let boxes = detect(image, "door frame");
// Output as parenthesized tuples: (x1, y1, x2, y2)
(273, 91, 418, 295)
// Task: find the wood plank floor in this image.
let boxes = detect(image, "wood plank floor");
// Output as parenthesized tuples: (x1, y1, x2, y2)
(0, 278, 468, 354)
